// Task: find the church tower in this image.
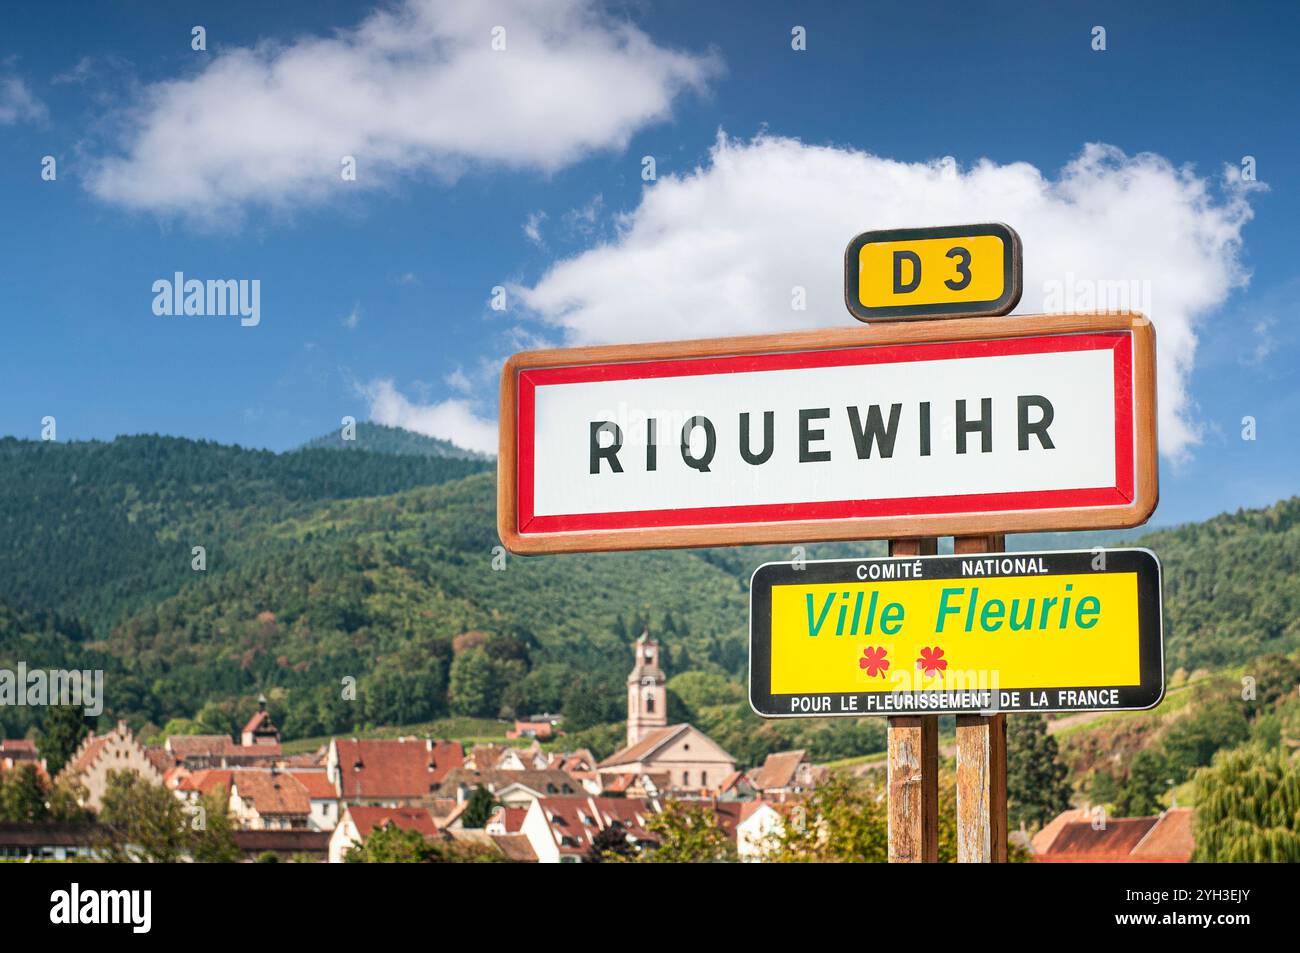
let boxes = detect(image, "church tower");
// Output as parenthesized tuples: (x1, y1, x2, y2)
(626, 632, 667, 747)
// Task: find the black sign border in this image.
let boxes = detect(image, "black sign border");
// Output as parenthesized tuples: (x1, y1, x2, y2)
(843, 222, 1024, 322)
(749, 548, 1163, 718)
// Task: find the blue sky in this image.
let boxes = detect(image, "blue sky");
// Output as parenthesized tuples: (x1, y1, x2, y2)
(0, 0, 1296, 527)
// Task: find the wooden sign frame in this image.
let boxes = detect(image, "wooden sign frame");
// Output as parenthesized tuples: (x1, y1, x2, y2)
(497, 312, 1158, 555)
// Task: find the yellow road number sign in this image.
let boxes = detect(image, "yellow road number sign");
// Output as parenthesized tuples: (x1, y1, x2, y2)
(749, 549, 1163, 717)
(844, 223, 1022, 322)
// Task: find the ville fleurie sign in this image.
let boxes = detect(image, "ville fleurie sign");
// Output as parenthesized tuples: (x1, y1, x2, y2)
(497, 312, 1157, 554)
(748, 549, 1164, 717)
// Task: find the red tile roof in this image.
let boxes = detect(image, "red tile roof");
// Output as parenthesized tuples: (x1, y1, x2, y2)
(333, 738, 464, 799)
(1034, 808, 1195, 863)
(289, 770, 337, 799)
(232, 771, 311, 816)
(534, 796, 660, 856)
(489, 806, 528, 833)
(1132, 807, 1194, 861)
(598, 725, 688, 768)
(748, 750, 808, 791)
(176, 769, 235, 796)
(347, 806, 441, 840)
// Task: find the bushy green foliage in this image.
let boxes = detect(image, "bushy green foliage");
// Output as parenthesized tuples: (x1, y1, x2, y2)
(632, 799, 736, 863)
(98, 771, 239, 862)
(344, 824, 507, 863)
(1116, 748, 1172, 816)
(1193, 744, 1300, 862)
(1007, 714, 1072, 830)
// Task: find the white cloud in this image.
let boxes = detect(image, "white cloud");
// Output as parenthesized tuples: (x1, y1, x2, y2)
(445, 367, 473, 394)
(360, 378, 497, 455)
(517, 134, 1258, 460)
(523, 210, 546, 244)
(0, 73, 46, 124)
(84, 0, 718, 223)
(563, 193, 605, 236)
(342, 303, 361, 330)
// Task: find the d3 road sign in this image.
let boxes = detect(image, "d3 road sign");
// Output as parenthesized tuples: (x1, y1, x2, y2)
(844, 223, 1022, 322)
(748, 548, 1163, 718)
(497, 312, 1157, 554)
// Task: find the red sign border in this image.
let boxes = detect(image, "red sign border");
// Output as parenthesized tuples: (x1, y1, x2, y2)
(498, 313, 1157, 554)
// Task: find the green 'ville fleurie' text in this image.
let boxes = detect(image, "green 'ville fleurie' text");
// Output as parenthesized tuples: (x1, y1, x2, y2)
(805, 585, 1101, 637)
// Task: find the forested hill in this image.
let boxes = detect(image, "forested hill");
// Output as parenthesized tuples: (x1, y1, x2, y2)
(300, 422, 487, 460)
(0, 434, 492, 631)
(0, 429, 1296, 757)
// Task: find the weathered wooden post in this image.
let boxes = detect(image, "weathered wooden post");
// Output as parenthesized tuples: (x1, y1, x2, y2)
(887, 537, 939, 863)
(954, 534, 1008, 863)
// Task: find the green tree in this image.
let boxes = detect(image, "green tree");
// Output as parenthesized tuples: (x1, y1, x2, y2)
(1161, 698, 1250, 782)
(37, 705, 91, 776)
(1194, 744, 1300, 862)
(763, 772, 1029, 863)
(1116, 748, 1171, 816)
(346, 825, 441, 862)
(1007, 714, 1073, 830)
(449, 648, 498, 718)
(189, 790, 242, 863)
(98, 771, 192, 863)
(765, 773, 888, 862)
(666, 671, 743, 712)
(1088, 769, 1120, 807)
(0, 762, 49, 822)
(345, 824, 507, 863)
(633, 799, 736, 863)
(461, 785, 497, 829)
(48, 777, 90, 823)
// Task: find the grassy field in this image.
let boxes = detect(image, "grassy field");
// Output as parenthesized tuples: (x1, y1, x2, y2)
(279, 717, 525, 755)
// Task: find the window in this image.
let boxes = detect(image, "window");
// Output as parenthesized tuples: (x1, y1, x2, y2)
(682, 771, 690, 787)
(645, 693, 655, 713)
(702, 771, 708, 786)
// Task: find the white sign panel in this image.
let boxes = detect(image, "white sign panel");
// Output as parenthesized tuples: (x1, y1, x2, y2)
(498, 315, 1157, 554)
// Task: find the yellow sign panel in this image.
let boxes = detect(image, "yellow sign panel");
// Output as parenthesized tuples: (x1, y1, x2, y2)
(843, 223, 1022, 322)
(749, 550, 1163, 717)
(857, 234, 1006, 310)
(770, 573, 1139, 695)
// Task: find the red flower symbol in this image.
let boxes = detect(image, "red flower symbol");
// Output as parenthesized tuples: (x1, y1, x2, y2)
(916, 647, 947, 678)
(859, 646, 889, 678)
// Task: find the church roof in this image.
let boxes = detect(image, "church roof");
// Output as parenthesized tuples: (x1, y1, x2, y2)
(597, 724, 691, 768)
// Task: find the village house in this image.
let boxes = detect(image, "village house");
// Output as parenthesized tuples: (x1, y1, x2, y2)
(507, 715, 561, 740)
(57, 721, 166, 812)
(329, 805, 442, 863)
(520, 795, 660, 863)
(0, 740, 49, 788)
(734, 801, 788, 861)
(162, 697, 286, 770)
(229, 770, 313, 830)
(714, 769, 758, 801)
(1032, 806, 1195, 862)
(434, 766, 586, 806)
(747, 750, 826, 801)
(327, 737, 464, 807)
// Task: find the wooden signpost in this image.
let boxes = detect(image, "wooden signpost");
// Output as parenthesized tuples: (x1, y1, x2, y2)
(497, 222, 1162, 864)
